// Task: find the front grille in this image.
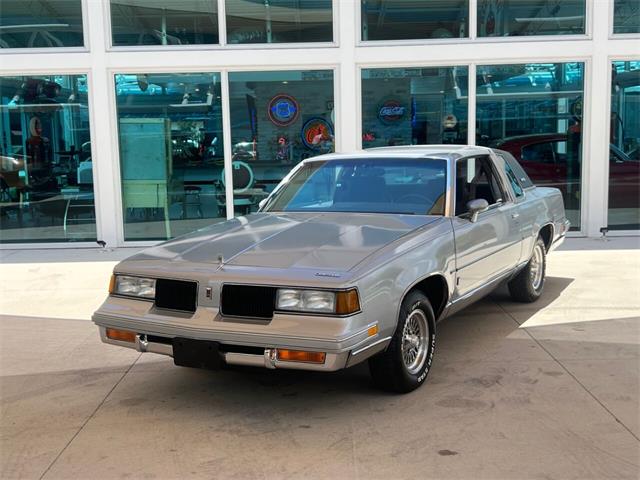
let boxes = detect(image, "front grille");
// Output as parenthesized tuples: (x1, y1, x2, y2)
(154, 279, 197, 313)
(221, 284, 276, 319)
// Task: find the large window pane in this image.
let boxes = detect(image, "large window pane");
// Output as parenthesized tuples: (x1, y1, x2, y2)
(110, 0, 219, 46)
(362, 67, 468, 148)
(614, 0, 640, 34)
(477, 63, 584, 230)
(0, 0, 84, 48)
(608, 61, 640, 230)
(228, 70, 334, 213)
(362, 1, 468, 41)
(115, 73, 225, 241)
(477, 0, 585, 37)
(0, 75, 95, 243)
(226, 0, 332, 44)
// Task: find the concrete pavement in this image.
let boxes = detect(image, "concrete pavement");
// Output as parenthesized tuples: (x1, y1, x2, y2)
(1, 238, 639, 479)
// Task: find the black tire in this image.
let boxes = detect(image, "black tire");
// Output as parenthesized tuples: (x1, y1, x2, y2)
(508, 236, 547, 303)
(368, 291, 436, 393)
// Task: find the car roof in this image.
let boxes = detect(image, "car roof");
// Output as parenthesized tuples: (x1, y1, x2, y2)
(305, 145, 492, 162)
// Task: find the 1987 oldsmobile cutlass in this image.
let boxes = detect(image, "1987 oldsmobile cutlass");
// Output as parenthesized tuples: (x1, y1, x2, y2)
(94, 145, 569, 392)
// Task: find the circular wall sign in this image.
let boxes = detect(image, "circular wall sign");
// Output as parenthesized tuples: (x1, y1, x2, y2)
(378, 99, 406, 125)
(301, 117, 334, 150)
(268, 94, 299, 127)
(443, 114, 458, 129)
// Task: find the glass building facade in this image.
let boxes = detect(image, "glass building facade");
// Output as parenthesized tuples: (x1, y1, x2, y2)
(477, 0, 585, 37)
(0, 75, 95, 243)
(226, 0, 333, 44)
(115, 72, 224, 240)
(228, 70, 334, 213)
(608, 61, 640, 230)
(476, 63, 585, 230)
(110, 0, 219, 46)
(361, 67, 468, 148)
(361, 1, 468, 41)
(613, 0, 640, 34)
(0, 1, 636, 246)
(0, 0, 84, 49)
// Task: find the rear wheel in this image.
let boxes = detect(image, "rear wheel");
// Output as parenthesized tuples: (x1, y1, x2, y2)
(508, 236, 546, 303)
(368, 291, 436, 393)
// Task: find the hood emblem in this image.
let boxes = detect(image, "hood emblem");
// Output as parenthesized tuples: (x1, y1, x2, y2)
(315, 272, 341, 278)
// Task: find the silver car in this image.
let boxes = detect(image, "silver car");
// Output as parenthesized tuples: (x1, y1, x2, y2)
(94, 145, 569, 393)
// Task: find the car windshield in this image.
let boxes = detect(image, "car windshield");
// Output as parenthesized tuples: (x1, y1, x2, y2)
(263, 157, 448, 215)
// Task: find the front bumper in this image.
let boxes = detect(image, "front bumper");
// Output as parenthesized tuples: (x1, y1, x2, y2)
(96, 323, 391, 372)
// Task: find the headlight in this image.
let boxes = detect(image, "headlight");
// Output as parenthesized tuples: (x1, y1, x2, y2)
(110, 275, 155, 299)
(276, 288, 360, 315)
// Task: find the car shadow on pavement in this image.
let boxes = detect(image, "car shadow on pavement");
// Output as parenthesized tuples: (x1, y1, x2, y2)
(121, 275, 577, 399)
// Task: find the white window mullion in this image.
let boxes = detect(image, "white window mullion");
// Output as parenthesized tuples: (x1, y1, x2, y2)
(217, 0, 227, 46)
(337, 0, 358, 152)
(469, 0, 478, 40)
(220, 70, 234, 219)
(467, 63, 477, 146)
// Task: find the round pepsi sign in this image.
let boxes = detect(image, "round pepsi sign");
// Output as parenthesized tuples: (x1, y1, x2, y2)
(268, 94, 299, 127)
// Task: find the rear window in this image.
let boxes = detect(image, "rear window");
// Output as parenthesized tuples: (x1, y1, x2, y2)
(495, 150, 534, 189)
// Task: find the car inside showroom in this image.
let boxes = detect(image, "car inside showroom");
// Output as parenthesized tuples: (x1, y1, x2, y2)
(0, 1, 639, 479)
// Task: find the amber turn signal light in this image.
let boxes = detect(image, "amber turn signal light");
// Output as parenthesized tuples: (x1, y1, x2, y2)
(367, 324, 379, 337)
(335, 289, 360, 315)
(108, 274, 116, 294)
(276, 349, 326, 364)
(106, 328, 136, 343)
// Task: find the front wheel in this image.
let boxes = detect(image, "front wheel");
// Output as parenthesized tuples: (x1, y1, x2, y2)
(368, 291, 436, 393)
(508, 236, 547, 303)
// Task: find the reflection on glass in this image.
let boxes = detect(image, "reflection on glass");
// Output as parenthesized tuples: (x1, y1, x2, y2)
(228, 70, 334, 214)
(110, 0, 218, 46)
(608, 61, 640, 230)
(0, 0, 84, 48)
(263, 158, 448, 215)
(115, 72, 225, 240)
(225, 0, 332, 44)
(361, 67, 468, 148)
(361, 0, 468, 41)
(477, 0, 585, 37)
(477, 63, 584, 230)
(614, 0, 640, 34)
(0, 75, 95, 243)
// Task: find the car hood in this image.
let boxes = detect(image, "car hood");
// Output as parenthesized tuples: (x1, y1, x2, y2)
(123, 212, 441, 272)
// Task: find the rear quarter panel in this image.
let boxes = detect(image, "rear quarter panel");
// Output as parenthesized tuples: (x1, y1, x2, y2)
(518, 186, 567, 258)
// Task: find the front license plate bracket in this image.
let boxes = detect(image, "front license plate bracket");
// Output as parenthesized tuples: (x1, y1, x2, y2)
(172, 337, 222, 370)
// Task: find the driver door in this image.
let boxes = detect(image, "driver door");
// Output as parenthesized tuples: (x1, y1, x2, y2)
(452, 155, 522, 298)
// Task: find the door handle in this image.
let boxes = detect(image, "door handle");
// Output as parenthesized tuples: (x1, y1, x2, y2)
(511, 213, 520, 219)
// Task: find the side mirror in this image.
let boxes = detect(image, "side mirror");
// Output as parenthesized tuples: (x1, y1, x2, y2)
(467, 199, 489, 223)
(258, 198, 268, 211)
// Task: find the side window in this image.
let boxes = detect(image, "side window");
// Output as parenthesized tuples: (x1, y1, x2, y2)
(455, 156, 505, 216)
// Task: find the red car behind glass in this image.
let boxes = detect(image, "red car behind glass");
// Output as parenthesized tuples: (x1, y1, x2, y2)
(492, 133, 639, 210)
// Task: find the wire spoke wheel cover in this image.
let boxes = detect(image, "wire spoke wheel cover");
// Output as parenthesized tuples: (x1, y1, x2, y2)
(401, 309, 429, 374)
(530, 243, 544, 291)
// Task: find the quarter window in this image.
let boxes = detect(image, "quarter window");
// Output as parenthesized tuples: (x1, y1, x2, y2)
(502, 160, 524, 198)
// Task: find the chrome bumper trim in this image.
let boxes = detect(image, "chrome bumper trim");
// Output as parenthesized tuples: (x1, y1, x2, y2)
(350, 336, 392, 356)
(99, 327, 349, 372)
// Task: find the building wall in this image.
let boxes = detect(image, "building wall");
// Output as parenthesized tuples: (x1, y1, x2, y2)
(0, 0, 638, 247)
